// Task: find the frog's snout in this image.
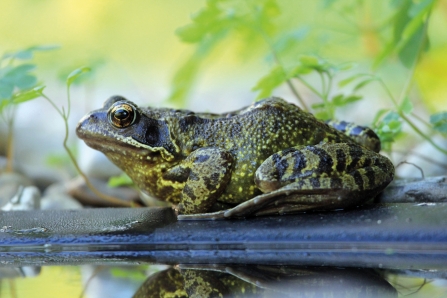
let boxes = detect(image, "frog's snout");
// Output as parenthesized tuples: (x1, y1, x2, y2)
(76, 112, 100, 140)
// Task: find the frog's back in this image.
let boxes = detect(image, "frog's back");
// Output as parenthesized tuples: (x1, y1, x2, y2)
(167, 97, 356, 204)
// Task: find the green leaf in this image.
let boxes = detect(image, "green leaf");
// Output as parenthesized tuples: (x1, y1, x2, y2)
(372, 109, 391, 127)
(252, 66, 287, 99)
(398, 24, 427, 68)
(322, 0, 338, 9)
(375, 111, 403, 146)
(176, 24, 206, 43)
(2, 44, 59, 61)
(431, 122, 447, 133)
(373, 42, 395, 69)
(297, 55, 330, 73)
(399, 96, 413, 114)
(9, 50, 33, 60)
(331, 94, 344, 106)
(342, 95, 362, 104)
(0, 98, 10, 113)
(288, 65, 312, 77)
(0, 81, 14, 99)
(375, 0, 432, 68)
(273, 27, 309, 56)
(2, 64, 36, 83)
(393, 0, 413, 44)
(16, 74, 37, 90)
(12, 86, 45, 104)
(430, 111, 447, 133)
(299, 55, 319, 67)
(108, 173, 134, 188)
(311, 102, 326, 110)
(332, 94, 362, 107)
(26, 44, 60, 52)
(408, 0, 434, 17)
(335, 62, 356, 71)
(338, 73, 368, 87)
(353, 78, 375, 91)
(314, 110, 331, 121)
(66, 66, 91, 87)
(176, 1, 223, 43)
(430, 111, 447, 123)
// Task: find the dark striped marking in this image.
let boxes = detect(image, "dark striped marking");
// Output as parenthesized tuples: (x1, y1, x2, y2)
(307, 146, 334, 174)
(188, 172, 200, 181)
(335, 149, 346, 172)
(351, 171, 364, 190)
(292, 150, 307, 172)
(202, 176, 212, 190)
(272, 153, 289, 179)
(364, 167, 376, 187)
(330, 177, 343, 189)
(183, 185, 196, 200)
(195, 154, 210, 163)
(309, 177, 321, 188)
(348, 145, 362, 171)
(350, 125, 365, 136)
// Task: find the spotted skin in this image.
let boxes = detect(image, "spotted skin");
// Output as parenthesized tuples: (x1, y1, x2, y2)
(166, 147, 233, 214)
(76, 96, 394, 218)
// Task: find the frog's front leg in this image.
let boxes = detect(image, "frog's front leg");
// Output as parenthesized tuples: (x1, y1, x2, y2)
(163, 147, 233, 215)
(225, 142, 394, 218)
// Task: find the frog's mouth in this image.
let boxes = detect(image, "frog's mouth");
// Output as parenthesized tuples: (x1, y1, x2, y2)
(76, 117, 174, 162)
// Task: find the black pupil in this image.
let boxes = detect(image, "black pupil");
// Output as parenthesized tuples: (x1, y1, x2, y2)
(114, 108, 129, 120)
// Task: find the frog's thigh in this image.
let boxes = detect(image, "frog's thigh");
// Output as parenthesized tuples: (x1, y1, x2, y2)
(175, 148, 233, 214)
(256, 143, 393, 193)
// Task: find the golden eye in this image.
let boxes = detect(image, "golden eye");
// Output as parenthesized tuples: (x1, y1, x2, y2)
(108, 103, 137, 128)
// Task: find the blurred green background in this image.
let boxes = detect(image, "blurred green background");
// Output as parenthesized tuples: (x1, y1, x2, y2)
(1, 0, 446, 111)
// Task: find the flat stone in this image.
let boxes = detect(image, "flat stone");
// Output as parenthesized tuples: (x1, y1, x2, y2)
(0, 203, 446, 269)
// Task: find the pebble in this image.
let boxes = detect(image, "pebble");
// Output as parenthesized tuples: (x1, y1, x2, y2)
(0, 172, 33, 207)
(66, 176, 140, 207)
(2, 185, 40, 211)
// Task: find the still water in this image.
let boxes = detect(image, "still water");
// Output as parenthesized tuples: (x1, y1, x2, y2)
(1, 204, 446, 297)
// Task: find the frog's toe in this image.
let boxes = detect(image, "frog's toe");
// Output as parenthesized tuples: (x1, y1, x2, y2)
(177, 210, 227, 220)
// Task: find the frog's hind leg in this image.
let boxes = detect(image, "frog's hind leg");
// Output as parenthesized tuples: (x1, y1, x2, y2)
(224, 142, 394, 218)
(327, 120, 381, 152)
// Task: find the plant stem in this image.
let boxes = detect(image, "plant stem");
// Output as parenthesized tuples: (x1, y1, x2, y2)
(285, 80, 307, 109)
(400, 113, 447, 155)
(397, 14, 430, 105)
(258, 29, 309, 111)
(5, 115, 14, 172)
(42, 93, 132, 207)
(380, 13, 447, 156)
(295, 75, 324, 99)
(378, 76, 447, 155)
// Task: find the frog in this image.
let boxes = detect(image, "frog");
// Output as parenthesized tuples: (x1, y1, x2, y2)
(76, 96, 394, 220)
(133, 265, 397, 298)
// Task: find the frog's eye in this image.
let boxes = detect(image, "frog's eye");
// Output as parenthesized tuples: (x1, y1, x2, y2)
(108, 103, 137, 128)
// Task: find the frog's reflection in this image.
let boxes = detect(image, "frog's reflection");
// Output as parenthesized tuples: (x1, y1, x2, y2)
(133, 265, 397, 298)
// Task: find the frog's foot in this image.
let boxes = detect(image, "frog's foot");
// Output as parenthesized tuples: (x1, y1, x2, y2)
(165, 147, 233, 215)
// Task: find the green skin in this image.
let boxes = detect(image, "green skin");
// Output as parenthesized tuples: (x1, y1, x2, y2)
(76, 96, 394, 219)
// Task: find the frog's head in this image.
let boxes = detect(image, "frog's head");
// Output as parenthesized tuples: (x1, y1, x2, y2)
(76, 96, 177, 167)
